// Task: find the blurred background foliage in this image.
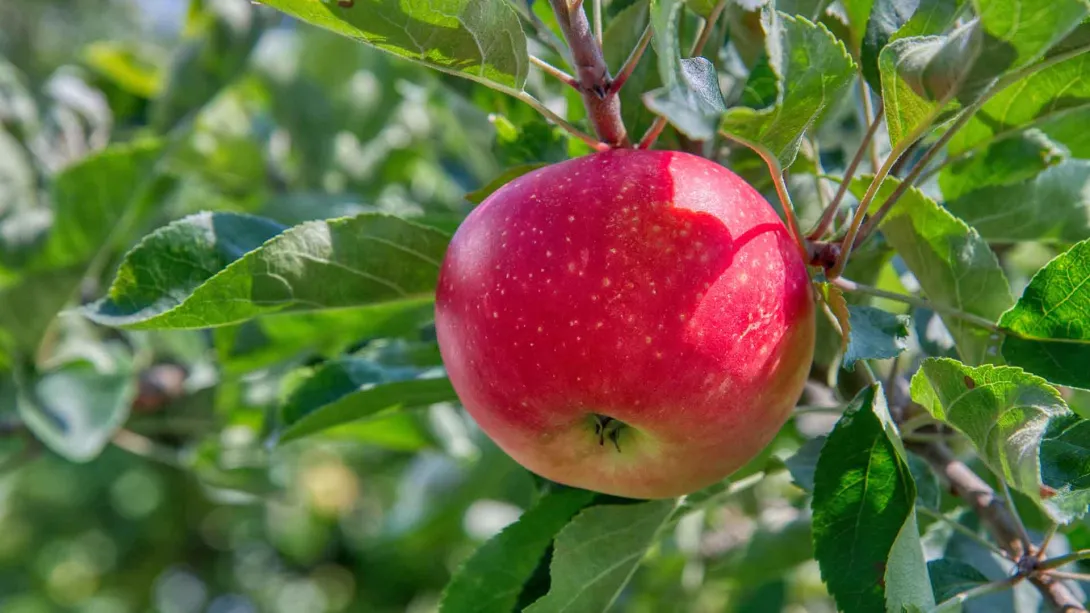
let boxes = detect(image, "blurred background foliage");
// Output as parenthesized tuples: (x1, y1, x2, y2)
(0, 1, 827, 612)
(2, 1, 1083, 612)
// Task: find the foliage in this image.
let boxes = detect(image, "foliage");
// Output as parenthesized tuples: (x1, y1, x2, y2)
(3, 0, 1090, 612)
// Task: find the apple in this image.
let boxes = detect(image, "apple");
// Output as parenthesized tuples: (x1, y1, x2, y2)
(435, 149, 815, 499)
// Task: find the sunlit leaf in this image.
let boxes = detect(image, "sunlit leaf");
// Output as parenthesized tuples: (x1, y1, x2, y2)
(84, 212, 448, 330)
(999, 239, 1090, 389)
(524, 499, 676, 613)
(812, 384, 933, 613)
(258, 0, 529, 91)
(856, 177, 1013, 365)
(938, 131, 1065, 202)
(910, 357, 1090, 522)
(440, 487, 597, 613)
(721, 13, 855, 166)
(861, 0, 965, 91)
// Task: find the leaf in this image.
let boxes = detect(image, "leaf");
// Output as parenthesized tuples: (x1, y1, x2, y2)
(878, 22, 983, 147)
(439, 488, 597, 613)
(843, 305, 911, 368)
(928, 558, 990, 604)
(524, 499, 676, 613)
(786, 435, 826, 491)
(643, 0, 727, 141)
(721, 13, 856, 166)
(938, 131, 1065, 202)
(812, 384, 934, 613)
(84, 212, 449, 330)
(972, 0, 1090, 78)
(35, 139, 165, 270)
(944, 160, 1090, 243)
(948, 51, 1090, 162)
(818, 281, 852, 357)
(705, 516, 815, 583)
(910, 357, 1090, 522)
(861, 0, 965, 91)
(82, 41, 164, 98)
(214, 298, 435, 375)
(465, 163, 547, 205)
(258, 0, 528, 91)
(15, 348, 137, 462)
(152, 1, 270, 130)
(999, 239, 1090, 389)
(856, 177, 1013, 365)
(279, 376, 455, 444)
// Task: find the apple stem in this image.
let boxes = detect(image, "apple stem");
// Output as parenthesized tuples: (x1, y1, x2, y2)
(548, 0, 631, 148)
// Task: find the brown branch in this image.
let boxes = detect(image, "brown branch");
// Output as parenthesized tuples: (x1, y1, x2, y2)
(907, 441, 1087, 611)
(549, 0, 630, 147)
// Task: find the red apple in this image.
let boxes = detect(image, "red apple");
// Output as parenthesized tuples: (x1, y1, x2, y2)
(435, 149, 814, 498)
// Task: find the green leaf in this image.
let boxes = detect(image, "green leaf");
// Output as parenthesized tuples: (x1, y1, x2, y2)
(858, 177, 1013, 365)
(948, 51, 1090, 162)
(279, 367, 457, 444)
(644, 0, 727, 140)
(15, 348, 137, 462)
(843, 305, 911, 369)
(972, 0, 1090, 78)
(214, 299, 435, 375)
(938, 131, 1065, 202)
(35, 139, 165, 270)
(152, 1, 270, 130)
(84, 212, 448, 330)
(999, 239, 1090, 389)
(705, 516, 815, 583)
(842, 0, 877, 55)
(812, 384, 934, 613)
(786, 435, 826, 491)
(861, 0, 964, 91)
(721, 13, 856, 166)
(0, 268, 84, 352)
(604, 0, 661, 140)
(944, 159, 1090, 243)
(258, 0, 528, 91)
(465, 163, 547, 205)
(910, 357, 1090, 522)
(524, 499, 676, 613)
(439, 488, 597, 613)
(878, 22, 983, 147)
(927, 558, 990, 604)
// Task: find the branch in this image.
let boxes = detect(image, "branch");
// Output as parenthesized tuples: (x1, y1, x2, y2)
(907, 441, 1087, 611)
(549, 0, 630, 147)
(807, 99, 884, 240)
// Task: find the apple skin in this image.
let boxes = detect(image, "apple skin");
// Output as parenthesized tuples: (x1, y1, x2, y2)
(435, 149, 815, 499)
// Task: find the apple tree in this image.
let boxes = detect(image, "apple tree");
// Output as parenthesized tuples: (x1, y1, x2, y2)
(3, 0, 1090, 611)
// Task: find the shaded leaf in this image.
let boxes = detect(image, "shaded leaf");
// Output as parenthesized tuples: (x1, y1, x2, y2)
(35, 139, 165, 270)
(938, 131, 1065, 202)
(972, 0, 1090, 79)
(524, 499, 676, 613)
(843, 305, 911, 369)
(949, 49, 1090, 170)
(999, 239, 1090, 389)
(259, 0, 528, 91)
(856, 177, 1013, 365)
(604, 0, 661, 139)
(928, 558, 990, 604)
(722, 13, 856, 166)
(812, 384, 933, 613)
(910, 357, 1090, 522)
(439, 488, 597, 613)
(279, 358, 456, 443)
(15, 348, 136, 462)
(84, 212, 448, 330)
(786, 435, 826, 491)
(645, 0, 727, 140)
